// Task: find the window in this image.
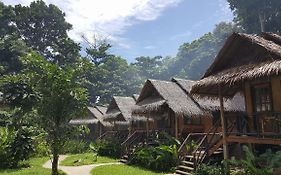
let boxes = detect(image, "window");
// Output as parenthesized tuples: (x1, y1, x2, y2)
(252, 84, 272, 112)
(183, 115, 192, 125)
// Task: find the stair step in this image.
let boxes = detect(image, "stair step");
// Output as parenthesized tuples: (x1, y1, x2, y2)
(213, 151, 223, 154)
(123, 155, 128, 158)
(185, 155, 193, 159)
(178, 165, 194, 171)
(120, 159, 128, 163)
(182, 161, 193, 166)
(175, 170, 193, 175)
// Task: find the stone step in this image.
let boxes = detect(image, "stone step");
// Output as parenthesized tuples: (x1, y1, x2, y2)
(175, 170, 193, 175)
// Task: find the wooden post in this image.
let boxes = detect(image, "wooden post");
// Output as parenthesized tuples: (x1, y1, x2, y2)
(99, 122, 102, 137)
(175, 114, 178, 139)
(146, 115, 149, 142)
(219, 85, 228, 160)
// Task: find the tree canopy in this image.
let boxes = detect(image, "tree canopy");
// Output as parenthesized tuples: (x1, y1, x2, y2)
(227, 0, 281, 34)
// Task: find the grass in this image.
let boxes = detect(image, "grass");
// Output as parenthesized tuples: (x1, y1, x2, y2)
(60, 153, 119, 166)
(0, 157, 65, 175)
(91, 164, 166, 175)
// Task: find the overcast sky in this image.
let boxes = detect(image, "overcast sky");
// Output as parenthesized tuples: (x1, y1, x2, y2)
(3, 0, 234, 62)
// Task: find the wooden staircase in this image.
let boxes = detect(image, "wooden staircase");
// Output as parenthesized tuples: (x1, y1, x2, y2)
(120, 130, 172, 163)
(120, 130, 147, 163)
(175, 120, 237, 175)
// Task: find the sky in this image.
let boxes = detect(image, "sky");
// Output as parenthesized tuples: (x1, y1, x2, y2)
(3, 0, 234, 62)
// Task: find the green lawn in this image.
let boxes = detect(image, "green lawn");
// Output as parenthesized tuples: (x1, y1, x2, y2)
(91, 164, 166, 175)
(0, 157, 64, 175)
(60, 153, 119, 166)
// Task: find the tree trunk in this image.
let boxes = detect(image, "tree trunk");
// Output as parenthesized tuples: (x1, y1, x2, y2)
(52, 148, 59, 175)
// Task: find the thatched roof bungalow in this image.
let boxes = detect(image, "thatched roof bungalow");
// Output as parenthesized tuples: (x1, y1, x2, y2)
(133, 79, 209, 138)
(192, 32, 281, 96)
(103, 96, 137, 130)
(70, 106, 112, 139)
(133, 79, 205, 116)
(190, 32, 281, 160)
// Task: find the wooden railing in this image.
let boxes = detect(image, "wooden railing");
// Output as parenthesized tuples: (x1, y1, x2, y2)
(193, 120, 236, 169)
(97, 131, 117, 140)
(97, 130, 129, 142)
(226, 112, 281, 138)
(121, 130, 146, 156)
(177, 133, 206, 160)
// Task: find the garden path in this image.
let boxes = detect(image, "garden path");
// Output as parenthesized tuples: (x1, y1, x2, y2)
(43, 155, 121, 175)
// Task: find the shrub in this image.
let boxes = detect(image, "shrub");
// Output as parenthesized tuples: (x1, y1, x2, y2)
(0, 126, 34, 168)
(61, 139, 90, 154)
(130, 144, 178, 171)
(91, 139, 123, 159)
(228, 145, 281, 175)
(194, 164, 225, 175)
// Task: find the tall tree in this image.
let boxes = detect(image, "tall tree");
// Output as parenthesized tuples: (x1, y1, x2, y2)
(132, 56, 163, 79)
(228, 0, 281, 34)
(2, 52, 88, 175)
(12, 0, 80, 65)
(84, 35, 112, 65)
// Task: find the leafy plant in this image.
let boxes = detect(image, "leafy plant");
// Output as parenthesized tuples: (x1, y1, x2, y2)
(91, 139, 123, 158)
(130, 144, 178, 171)
(194, 164, 225, 175)
(0, 126, 34, 168)
(228, 145, 280, 175)
(61, 140, 90, 154)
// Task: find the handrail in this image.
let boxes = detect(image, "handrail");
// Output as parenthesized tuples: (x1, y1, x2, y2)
(193, 120, 237, 169)
(97, 131, 117, 140)
(192, 120, 221, 168)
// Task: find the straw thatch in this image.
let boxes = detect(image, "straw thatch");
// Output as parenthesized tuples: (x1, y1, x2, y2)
(70, 106, 111, 126)
(103, 96, 136, 122)
(191, 32, 281, 97)
(172, 78, 245, 112)
(133, 79, 205, 117)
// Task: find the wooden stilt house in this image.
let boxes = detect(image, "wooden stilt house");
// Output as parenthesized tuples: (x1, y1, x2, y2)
(132, 79, 207, 139)
(178, 32, 281, 175)
(102, 96, 137, 141)
(69, 106, 112, 140)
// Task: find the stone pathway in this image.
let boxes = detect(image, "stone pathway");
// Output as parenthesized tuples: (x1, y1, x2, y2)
(43, 155, 121, 175)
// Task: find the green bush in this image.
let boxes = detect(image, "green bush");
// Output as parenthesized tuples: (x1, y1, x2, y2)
(194, 164, 227, 175)
(61, 139, 90, 154)
(91, 139, 123, 159)
(0, 126, 34, 168)
(130, 144, 178, 172)
(228, 146, 281, 175)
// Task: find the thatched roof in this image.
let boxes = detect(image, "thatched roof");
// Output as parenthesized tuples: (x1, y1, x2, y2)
(191, 32, 281, 97)
(70, 106, 111, 126)
(172, 78, 245, 112)
(133, 79, 205, 116)
(103, 96, 136, 122)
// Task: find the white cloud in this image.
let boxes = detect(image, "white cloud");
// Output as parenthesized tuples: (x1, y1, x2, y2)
(3, 0, 182, 48)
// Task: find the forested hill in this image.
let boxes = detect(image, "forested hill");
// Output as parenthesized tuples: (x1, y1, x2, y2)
(158, 22, 240, 81)
(1, 0, 281, 105)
